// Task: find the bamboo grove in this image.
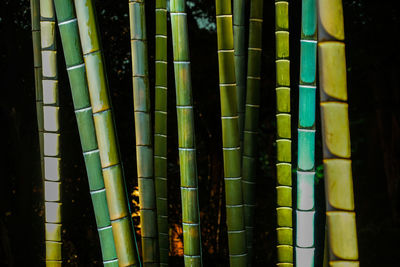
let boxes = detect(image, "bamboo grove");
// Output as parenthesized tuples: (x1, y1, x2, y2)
(28, 0, 359, 266)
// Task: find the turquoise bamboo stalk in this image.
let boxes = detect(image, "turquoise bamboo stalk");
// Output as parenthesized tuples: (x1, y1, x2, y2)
(275, 0, 293, 265)
(170, 0, 203, 265)
(215, 0, 247, 265)
(74, 1, 141, 266)
(154, 0, 169, 265)
(295, 0, 317, 266)
(317, 0, 359, 265)
(53, 0, 118, 265)
(241, 0, 263, 262)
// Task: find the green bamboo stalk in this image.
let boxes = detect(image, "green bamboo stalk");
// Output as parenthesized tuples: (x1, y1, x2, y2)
(295, 0, 317, 266)
(275, 0, 293, 265)
(241, 0, 263, 263)
(129, 1, 160, 265)
(74, 1, 141, 266)
(40, 1, 62, 265)
(53, 1, 118, 265)
(170, 1, 202, 265)
(317, 0, 359, 266)
(154, 0, 169, 265)
(215, 0, 247, 265)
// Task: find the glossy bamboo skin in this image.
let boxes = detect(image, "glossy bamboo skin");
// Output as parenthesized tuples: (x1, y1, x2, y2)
(74, 1, 140, 266)
(275, 0, 293, 265)
(215, 0, 247, 265)
(129, 1, 160, 265)
(170, 1, 203, 265)
(53, 1, 118, 265)
(154, 0, 169, 265)
(317, 0, 359, 266)
(295, 1, 317, 266)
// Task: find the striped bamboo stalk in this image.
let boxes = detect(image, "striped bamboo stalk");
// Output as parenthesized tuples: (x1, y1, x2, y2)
(215, 0, 247, 265)
(275, 0, 293, 265)
(154, 0, 169, 265)
(241, 0, 263, 262)
(170, 0, 203, 265)
(74, 1, 140, 266)
(53, 0, 118, 265)
(295, 0, 317, 266)
(40, 0, 62, 265)
(317, 0, 359, 266)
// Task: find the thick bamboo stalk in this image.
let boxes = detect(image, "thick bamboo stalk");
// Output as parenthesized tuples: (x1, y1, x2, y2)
(241, 0, 263, 262)
(295, 1, 317, 266)
(170, 1, 203, 265)
(274, 0, 293, 265)
(215, 0, 247, 265)
(74, 1, 140, 266)
(154, 0, 169, 265)
(317, 0, 359, 266)
(53, 1, 118, 265)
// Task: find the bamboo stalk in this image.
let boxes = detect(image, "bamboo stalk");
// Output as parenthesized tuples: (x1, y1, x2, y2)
(241, 0, 263, 263)
(317, 0, 359, 266)
(53, 1, 118, 265)
(215, 0, 247, 265)
(74, 1, 141, 266)
(295, 0, 317, 266)
(274, 0, 293, 265)
(154, 0, 169, 265)
(170, 0, 203, 265)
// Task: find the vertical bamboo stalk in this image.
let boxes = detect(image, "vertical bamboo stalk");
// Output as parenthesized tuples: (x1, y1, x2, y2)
(317, 0, 359, 266)
(53, 0, 118, 265)
(154, 0, 169, 265)
(74, 1, 140, 266)
(275, 0, 293, 265)
(215, 0, 247, 265)
(170, 0, 203, 265)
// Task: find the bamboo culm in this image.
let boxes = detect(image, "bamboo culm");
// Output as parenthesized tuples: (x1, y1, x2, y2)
(317, 0, 359, 265)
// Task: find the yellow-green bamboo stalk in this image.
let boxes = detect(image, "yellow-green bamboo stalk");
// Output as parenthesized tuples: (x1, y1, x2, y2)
(74, 1, 141, 266)
(154, 0, 169, 265)
(317, 0, 359, 266)
(170, 0, 203, 265)
(275, 0, 293, 265)
(215, 0, 247, 265)
(40, 1, 61, 266)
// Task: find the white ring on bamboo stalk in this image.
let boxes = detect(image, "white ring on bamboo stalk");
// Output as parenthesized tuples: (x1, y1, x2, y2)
(155, 8, 167, 12)
(301, 39, 318, 43)
(223, 147, 240, 151)
(75, 106, 92, 113)
(242, 180, 255, 184)
(155, 110, 167, 114)
(154, 133, 167, 137)
(247, 76, 261, 80)
(155, 177, 167, 180)
(182, 222, 199, 226)
(98, 225, 112, 231)
(155, 60, 167, 64)
(220, 83, 236, 87)
(248, 47, 262, 51)
(218, 49, 234, 53)
(156, 86, 167, 90)
(244, 204, 256, 207)
(184, 255, 201, 258)
(226, 204, 244, 208)
(250, 18, 263, 22)
(227, 229, 246, 234)
(83, 149, 99, 155)
(216, 15, 232, 18)
(297, 170, 316, 175)
(103, 258, 118, 264)
(176, 105, 193, 109)
(67, 63, 85, 71)
(90, 188, 106, 194)
(173, 61, 190, 64)
(276, 59, 290, 63)
(224, 177, 241, 180)
(58, 18, 77, 26)
(221, 116, 238, 119)
(245, 103, 260, 107)
(180, 187, 198, 191)
(298, 128, 316, 133)
(229, 253, 247, 257)
(178, 147, 196, 151)
(155, 34, 167, 38)
(170, 12, 187, 16)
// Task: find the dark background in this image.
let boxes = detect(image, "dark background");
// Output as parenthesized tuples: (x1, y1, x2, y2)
(0, 0, 399, 266)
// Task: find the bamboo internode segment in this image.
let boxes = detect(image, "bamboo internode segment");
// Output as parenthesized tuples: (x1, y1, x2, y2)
(215, 0, 247, 265)
(317, 0, 359, 265)
(74, 0, 140, 266)
(275, 0, 293, 265)
(53, 0, 118, 265)
(170, 1, 203, 265)
(242, 0, 263, 262)
(296, 0, 317, 266)
(154, 0, 169, 265)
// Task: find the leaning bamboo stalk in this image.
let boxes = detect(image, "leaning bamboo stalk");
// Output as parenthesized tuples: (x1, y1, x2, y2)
(317, 0, 359, 266)
(241, 0, 263, 262)
(74, 1, 140, 266)
(170, 0, 203, 265)
(53, 0, 118, 265)
(215, 0, 247, 265)
(275, 0, 293, 265)
(154, 0, 169, 265)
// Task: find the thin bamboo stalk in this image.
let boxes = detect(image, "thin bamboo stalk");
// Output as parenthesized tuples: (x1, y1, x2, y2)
(274, 0, 293, 265)
(317, 0, 359, 266)
(241, 0, 263, 262)
(170, 0, 202, 265)
(74, 1, 141, 266)
(295, 0, 317, 266)
(53, 1, 118, 265)
(215, 0, 247, 265)
(154, 0, 169, 265)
